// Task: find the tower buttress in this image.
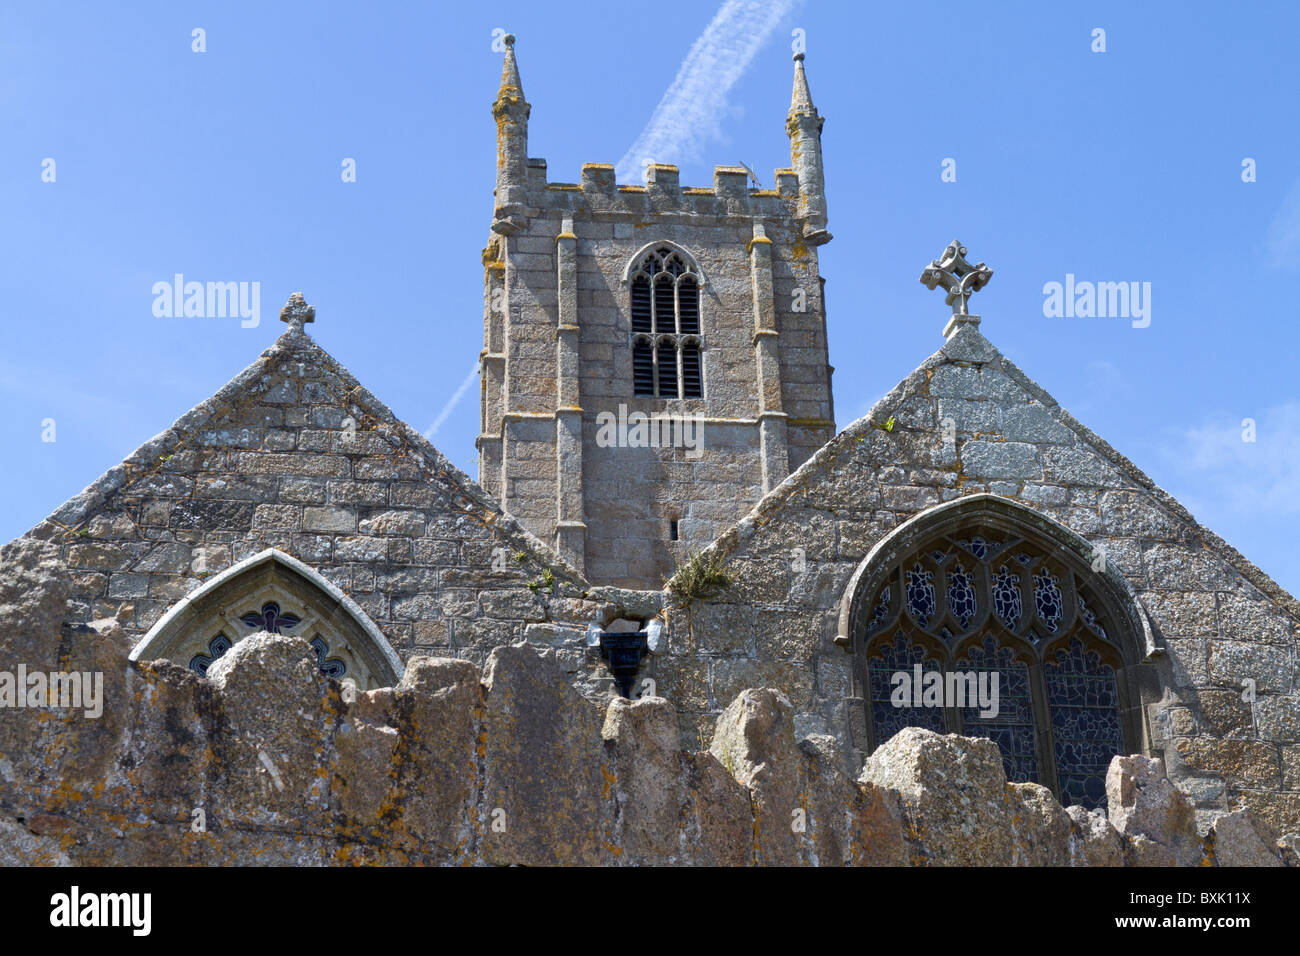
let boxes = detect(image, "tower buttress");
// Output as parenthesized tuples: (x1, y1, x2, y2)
(786, 53, 831, 245)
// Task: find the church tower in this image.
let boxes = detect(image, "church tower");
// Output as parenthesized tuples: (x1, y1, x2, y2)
(479, 37, 836, 588)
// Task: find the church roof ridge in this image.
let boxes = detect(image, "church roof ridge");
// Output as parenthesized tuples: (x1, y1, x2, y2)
(21, 315, 586, 587)
(988, 336, 1300, 619)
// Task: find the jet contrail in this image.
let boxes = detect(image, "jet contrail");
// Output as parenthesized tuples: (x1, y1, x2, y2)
(425, 361, 480, 439)
(615, 0, 797, 183)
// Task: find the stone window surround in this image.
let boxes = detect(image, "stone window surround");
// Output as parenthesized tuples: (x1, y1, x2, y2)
(129, 547, 404, 689)
(836, 494, 1161, 781)
(625, 240, 706, 400)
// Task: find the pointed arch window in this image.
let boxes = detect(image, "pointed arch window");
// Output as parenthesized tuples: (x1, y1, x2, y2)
(629, 246, 703, 398)
(842, 498, 1150, 811)
(129, 548, 403, 690)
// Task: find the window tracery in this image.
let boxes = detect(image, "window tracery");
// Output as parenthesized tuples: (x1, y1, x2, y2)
(855, 517, 1136, 810)
(629, 246, 703, 398)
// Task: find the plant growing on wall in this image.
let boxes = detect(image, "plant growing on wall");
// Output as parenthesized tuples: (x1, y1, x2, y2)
(665, 550, 730, 607)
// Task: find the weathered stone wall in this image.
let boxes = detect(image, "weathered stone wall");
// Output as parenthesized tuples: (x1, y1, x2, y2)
(20, 330, 622, 679)
(649, 322, 1300, 835)
(0, 540, 1291, 866)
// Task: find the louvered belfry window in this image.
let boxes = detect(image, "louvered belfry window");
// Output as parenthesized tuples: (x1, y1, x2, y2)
(630, 246, 703, 398)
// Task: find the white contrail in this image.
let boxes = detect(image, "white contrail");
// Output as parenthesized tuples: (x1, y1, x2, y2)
(615, 0, 797, 183)
(425, 361, 481, 439)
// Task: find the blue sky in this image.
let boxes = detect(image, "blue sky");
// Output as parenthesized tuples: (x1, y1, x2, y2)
(2, 1, 1297, 595)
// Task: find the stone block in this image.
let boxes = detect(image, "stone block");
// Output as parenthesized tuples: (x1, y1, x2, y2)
(302, 507, 356, 534)
(391, 658, 480, 852)
(68, 543, 127, 571)
(206, 633, 332, 822)
(1210, 809, 1284, 867)
(1105, 754, 1201, 866)
(1255, 696, 1300, 741)
(106, 572, 149, 600)
(710, 688, 800, 865)
(334, 535, 389, 563)
(1208, 640, 1291, 694)
(479, 643, 605, 865)
(1174, 737, 1280, 789)
(602, 696, 682, 862)
(960, 440, 1043, 481)
(358, 510, 425, 537)
(712, 659, 815, 710)
(999, 403, 1073, 444)
(251, 504, 300, 531)
(1065, 805, 1124, 866)
(1008, 781, 1072, 866)
(858, 728, 1012, 866)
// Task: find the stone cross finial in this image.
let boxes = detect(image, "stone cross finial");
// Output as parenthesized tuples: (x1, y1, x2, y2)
(919, 241, 993, 317)
(279, 292, 315, 334)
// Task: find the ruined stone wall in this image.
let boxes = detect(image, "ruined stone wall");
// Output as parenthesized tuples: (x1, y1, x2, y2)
(481, 162, 835, 588)
(0, 539, 1291, 866)
(648, 323, 1300, 836)
(18, 314, 1297, 839)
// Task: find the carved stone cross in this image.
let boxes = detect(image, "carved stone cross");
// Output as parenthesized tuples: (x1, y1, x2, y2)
(279, 292, 315, 334)
(919, 241, 993, 317)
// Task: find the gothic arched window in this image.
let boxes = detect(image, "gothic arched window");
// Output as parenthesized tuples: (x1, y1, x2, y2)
(129, 548, 403, 690)
(629, 245, 703, 398)
(186, 601, 349, 681)
(842, 497, 1149, 811)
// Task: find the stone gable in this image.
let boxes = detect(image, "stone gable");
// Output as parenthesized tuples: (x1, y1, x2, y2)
(22, 326, 621, 678)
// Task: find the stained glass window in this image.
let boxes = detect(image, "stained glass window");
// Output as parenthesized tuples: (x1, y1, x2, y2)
(310, 636, 348, 679)
(866, 585, 891, 634)
(867, 633, 947, 744)
(1033, 568, 1063, 633)
(1044, 639, 1123, 810)
(991, 565, 1022, 630)
(957, 636, 1039, 784)
(946, 563, 977, 629)
(186, 602, 347, 681)
(905, 563, 935, 627)
(240, 602, 301, 634)
(858, 523, 1132, 810)
(1078, 593, 1107, 641)
(189, 634, 232, 677)
(957, 536, 1001, 560)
